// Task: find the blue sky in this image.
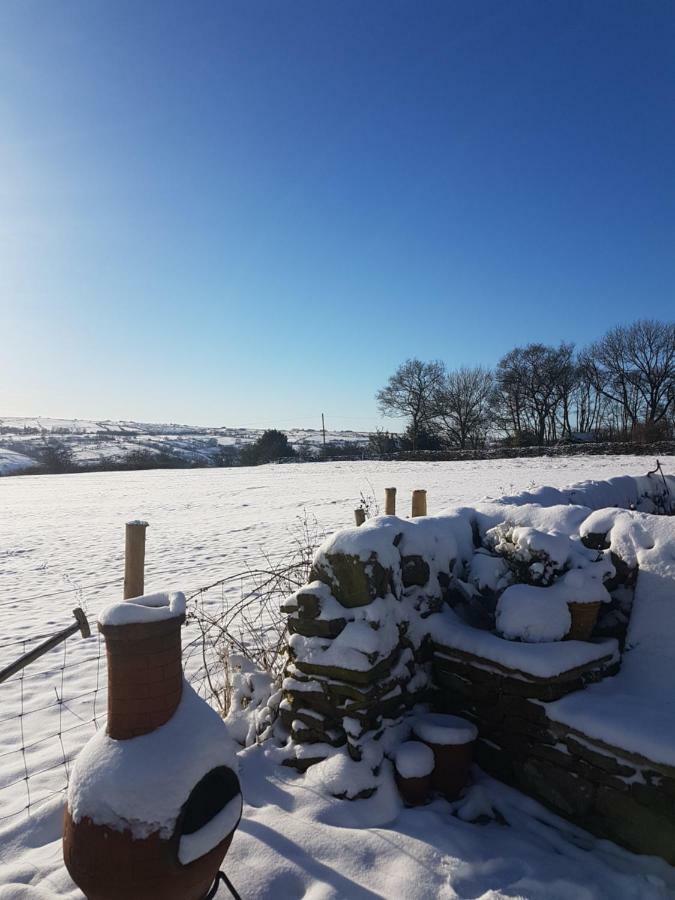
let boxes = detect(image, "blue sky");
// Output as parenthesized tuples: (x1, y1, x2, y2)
(1, 1, 673, 431)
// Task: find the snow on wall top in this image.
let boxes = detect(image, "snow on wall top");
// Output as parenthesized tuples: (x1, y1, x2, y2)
(547, 511, 675, 768)
(98, 591, 186, 627)
(432, 608, 618, 677)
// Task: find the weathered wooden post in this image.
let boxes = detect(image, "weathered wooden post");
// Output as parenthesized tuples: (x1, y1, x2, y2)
(354, 508, 366, 527)
(411, 489, 427, 518)
(124, 520, 148, 599)
(385, 487, 397, 515)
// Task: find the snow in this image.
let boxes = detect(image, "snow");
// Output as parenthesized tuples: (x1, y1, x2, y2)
(431, 607, 619, 677)
(0, 449, 39, 476)
(413, 714, 478, 747)
(177, 793, 243, 865)
(97, 590, 186, 626)
(67, 681, 238, 840)
(2, 760, 674, 899)
(288, 597, 401, 672)
(496, 583, 572, 642)
(0, 417, 371, 474)
(395, 741, 435, 778)
(313, 517, 403, 572)
(468, 548, 511, 592)
(547, 512, 675, 768)
(495, 570, 611, 643)
(1, 456, 675, 897)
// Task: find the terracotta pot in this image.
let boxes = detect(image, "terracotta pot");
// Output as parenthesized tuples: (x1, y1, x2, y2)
(394, 741, 434, 806)
(425, 741, 474, 800)
(566, 601, 601, 641)
(395, 771, 432, 806)
(63, 592, 241, 900)
(413, 714, 477, 800)
(63, 805, 238, 900)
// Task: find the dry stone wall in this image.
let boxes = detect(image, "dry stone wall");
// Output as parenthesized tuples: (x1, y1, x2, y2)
(280, 478, 675, 860)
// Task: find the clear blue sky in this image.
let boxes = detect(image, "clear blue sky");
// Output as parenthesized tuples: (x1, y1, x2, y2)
(1, 1, 673, 431)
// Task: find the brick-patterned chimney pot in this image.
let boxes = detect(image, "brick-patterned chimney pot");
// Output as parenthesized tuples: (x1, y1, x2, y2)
(98, 594, 186, 740)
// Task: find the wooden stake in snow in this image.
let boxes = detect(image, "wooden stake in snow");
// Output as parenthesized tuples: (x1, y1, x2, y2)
(354, 508, 366, 527)
(411, 489, 427, 518)
(124, 520, 148, 599)
(385, 487, 397, 516)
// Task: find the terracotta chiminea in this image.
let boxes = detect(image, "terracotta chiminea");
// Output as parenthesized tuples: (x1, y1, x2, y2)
(63, 591, 242, 900)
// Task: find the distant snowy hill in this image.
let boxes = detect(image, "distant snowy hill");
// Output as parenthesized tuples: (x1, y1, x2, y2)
(0, 417, 370, 475)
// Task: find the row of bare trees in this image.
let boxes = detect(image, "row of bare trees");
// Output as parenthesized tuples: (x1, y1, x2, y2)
(375, 320, 675, 450)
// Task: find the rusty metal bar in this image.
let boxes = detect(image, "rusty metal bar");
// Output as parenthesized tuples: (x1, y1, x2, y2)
(0, 609, 91, 685)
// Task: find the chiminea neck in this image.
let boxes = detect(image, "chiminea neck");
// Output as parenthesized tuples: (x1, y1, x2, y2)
(100, 615, 185, 740)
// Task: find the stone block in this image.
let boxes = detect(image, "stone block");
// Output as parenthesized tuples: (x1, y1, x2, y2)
(293, 644, 399, 685)
(310, 552, 390, 608)
(517, 757, 595, 818)
(592, 786, 675, 864)
(562, 736, 637, 778)
(288, 616, 346, 639)
(401, 555, 430, 587)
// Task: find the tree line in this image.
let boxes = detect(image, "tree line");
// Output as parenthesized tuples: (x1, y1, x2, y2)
(375, 319, 675, 451)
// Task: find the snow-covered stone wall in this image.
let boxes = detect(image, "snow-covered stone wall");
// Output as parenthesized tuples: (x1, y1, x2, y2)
(280, 472, 675, 861)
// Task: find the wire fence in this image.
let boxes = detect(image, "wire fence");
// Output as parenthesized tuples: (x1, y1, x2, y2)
(0, 624, 106, 825)
(0, 588, 225, 828)
(0, 512, 322, 829)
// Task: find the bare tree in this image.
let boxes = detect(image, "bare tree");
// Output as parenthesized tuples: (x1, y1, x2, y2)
(583, 320, 675, 438)
(434, 366, 494, 449)
(495, 343, 577, 445)
(376, 358, 446, 451)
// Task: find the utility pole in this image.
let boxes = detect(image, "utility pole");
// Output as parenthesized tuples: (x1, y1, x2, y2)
(321, 413, 326, 456)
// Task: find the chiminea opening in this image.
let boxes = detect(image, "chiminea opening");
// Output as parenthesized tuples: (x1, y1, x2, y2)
(179, 767, 242, 837)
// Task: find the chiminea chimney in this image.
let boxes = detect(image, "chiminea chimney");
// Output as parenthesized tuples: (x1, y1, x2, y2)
(100, 593, 185, 739)
(63, 592, 242, 900)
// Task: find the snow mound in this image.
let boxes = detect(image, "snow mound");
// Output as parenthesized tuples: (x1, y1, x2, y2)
(395, 741, 435, 778)
(496, 583, 571, 642)
(413, 713, 478, 746)
(98, 591, 186, 627)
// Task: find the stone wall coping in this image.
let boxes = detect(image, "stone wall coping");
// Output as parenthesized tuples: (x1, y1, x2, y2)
(547, 717, 675, 780)
(432, 640, 617, 684)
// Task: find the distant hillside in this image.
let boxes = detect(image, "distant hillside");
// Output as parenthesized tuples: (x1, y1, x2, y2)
(0, 417, 370, 475)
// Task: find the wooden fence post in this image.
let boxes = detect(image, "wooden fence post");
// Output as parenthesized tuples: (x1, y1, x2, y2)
(411, 490, 427, 518)
(384, 487, 397, 516)
(124, 521, 148, 599)
(354, 508, 366, 527)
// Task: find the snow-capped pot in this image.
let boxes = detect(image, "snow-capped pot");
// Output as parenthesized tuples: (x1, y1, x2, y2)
(63, 591, 242, 900)
(394, 741, 434, 806)
(412, 714, 477, 800)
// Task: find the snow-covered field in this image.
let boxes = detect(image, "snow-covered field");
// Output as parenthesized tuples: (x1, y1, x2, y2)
(1, 457, 674, 899)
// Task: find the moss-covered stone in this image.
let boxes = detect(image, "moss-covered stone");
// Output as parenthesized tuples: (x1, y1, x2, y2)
(310, 552, 389, 607)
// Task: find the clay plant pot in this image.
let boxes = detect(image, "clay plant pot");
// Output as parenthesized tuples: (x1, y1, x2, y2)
(394, 741, 434, 807)
(63, 592, 242, 900)
(413, 714, 478, 801)
(566, 601, 601, 641)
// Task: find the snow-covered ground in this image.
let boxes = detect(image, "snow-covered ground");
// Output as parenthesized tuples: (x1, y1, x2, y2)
(1, 456, 674, 898)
